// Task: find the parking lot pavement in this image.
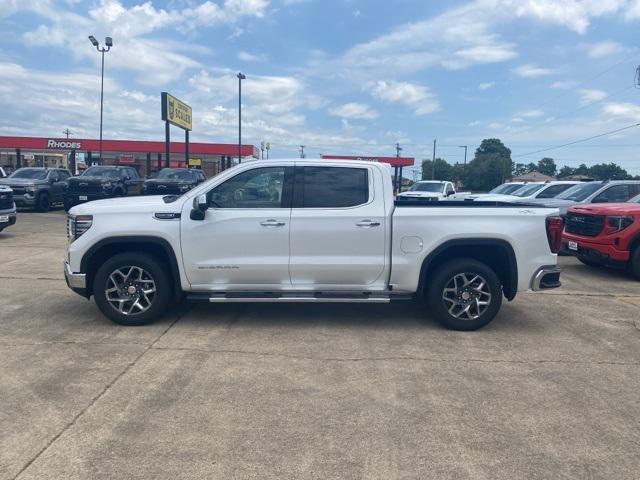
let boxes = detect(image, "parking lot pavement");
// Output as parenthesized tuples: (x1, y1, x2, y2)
(2, 212, 640, 479)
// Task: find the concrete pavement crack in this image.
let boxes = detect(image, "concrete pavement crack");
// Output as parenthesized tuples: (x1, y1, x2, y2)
(11, 306, 189, 480)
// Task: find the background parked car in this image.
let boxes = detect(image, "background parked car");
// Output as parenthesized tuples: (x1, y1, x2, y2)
(0, 167, 71, 211)
(396, 180, 459, 200)
(461, 181, 528, 200)
(65, 165, 143, 211)
(0, 166, 7, 178)
(476, 181, 579, 202)
(143, 168, 206, 195)
(0, 185, 16, 232)
(530, 180, 640, 216)
(563, 193, 640, 279)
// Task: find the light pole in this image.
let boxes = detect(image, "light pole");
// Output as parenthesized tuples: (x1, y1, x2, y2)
(265, 141, 271, 159)
(260, 140, 265, 160)
(237, 72, 246, 163)
(88, 35, 112, 165)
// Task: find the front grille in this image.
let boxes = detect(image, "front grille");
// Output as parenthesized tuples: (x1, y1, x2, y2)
(0, 191, 13, 209)
(69, 182, 102, 194)
(565, 212, 605, 237)
(10, 186, 25, 196)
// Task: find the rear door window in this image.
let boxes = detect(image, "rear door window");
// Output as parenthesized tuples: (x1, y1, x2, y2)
(294, 166, 369, 208)
(592, 185, 632, 203)
(536, 184, 573, 199)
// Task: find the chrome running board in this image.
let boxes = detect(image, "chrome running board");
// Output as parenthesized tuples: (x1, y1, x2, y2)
(186, 291, 410, 304)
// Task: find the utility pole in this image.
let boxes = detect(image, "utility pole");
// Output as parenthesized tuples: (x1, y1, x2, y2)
(431, 139, 437, 180)
(237, 72, 246, 163)
(63, 129, 72, 139)
(395, 142, 402, 194)
(299, 145, 306, 158)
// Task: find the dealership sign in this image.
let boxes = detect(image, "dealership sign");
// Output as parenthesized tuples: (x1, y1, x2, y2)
(47, 139, 81, 149)
(161, 92, 192, 131)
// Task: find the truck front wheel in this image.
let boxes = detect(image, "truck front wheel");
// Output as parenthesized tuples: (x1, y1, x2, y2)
(93, 252, 172, 325)
(629, 246, 640, 281)
(426, 258, 503, 331)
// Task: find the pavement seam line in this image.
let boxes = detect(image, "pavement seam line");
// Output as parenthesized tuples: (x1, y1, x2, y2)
(11, 307, 189, 480)
(148, 346, 640, 366)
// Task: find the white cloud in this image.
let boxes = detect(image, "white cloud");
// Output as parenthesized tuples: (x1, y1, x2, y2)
(367, 80, 439, 115)
(238, 50, 267, 62)
(478, 81, 495, 90)
(516, 109, 544, 118)
(587, 40, 623, 58)
(579, 88, 608, 104)
(329, 102, 378, 120)
(551, 80, 578, 89)
(602, 101, 640, 120)
(512, 64, 556, 77)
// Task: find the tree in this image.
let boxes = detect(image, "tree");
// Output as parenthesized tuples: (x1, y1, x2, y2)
(537, 157, 557, 177)
(462, 139, 513, 191)
(557, 166, 575, 178)
(421, 158, 461, 181)
(587, 163, 630, 180)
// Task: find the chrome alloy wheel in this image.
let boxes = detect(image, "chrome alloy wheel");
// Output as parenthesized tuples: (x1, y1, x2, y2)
(105, 266, 156, 316)
(442, 272, 492, 320)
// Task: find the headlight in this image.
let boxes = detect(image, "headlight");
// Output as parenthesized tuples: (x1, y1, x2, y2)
(179, 184, 193, 191)
(67, 214, 93, 242)
(606, 215, 634, 233)
(26, 186, 37, 194)
(102, 181, 112, 189)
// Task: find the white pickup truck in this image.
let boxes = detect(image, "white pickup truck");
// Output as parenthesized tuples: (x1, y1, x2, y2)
(64, 159, 563, 330)
(397, 180, 470, 200)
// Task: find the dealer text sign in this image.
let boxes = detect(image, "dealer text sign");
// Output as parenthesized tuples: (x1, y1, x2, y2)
(47, 139, 81, 149)
(161, 92, 192, 131)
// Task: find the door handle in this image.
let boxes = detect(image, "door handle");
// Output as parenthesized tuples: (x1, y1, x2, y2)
(356, 219, 381, 227)
(260, 219, 285, 227)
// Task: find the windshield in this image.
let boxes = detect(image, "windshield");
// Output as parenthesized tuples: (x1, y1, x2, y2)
(409, 182, 445, 192)
(82, 167, 120, 179)
(489, 183, 522, 194)
(9, 168, 48, 180)
(555, 182, 603, 201)
(630, 194, 640, 203)
(512, 184, 546, 197)
(157, 169, 195, 181)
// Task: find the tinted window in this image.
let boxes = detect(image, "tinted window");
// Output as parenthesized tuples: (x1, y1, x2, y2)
(489, 183, 522, 194)
(210, 167, 286, 208)
(127, 168, 139, 179)
(409, 182, 444, 192)
(83, 167, 119, 179)
(593, 185, 632, 203)
(48, 171, 59, 182)
(9, 168, 48, 180)
(446, 183, 455, 195)
(299, 167, 368, 208)
(536, 184, 574, 199)
(556, 182, 603, 201)
(58, 170, 70, 180)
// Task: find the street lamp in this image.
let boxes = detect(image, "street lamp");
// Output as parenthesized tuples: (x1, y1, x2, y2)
(237, 72, 246, 163)
(88, 35, 113, 165)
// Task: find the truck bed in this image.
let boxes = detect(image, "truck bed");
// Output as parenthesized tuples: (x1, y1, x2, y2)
(394, 199, 540, 208)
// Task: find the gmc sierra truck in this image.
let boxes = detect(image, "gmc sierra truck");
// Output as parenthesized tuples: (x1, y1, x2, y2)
(0, 185, 16, 232)
(64, 159, 563, 330)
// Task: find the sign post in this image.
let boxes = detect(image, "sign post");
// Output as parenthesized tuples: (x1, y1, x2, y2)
(161, 92, 192, 170)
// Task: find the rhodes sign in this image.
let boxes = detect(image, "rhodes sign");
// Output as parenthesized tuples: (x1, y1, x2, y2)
(47, 139, 82, 149)
(161, 92, 192, 131)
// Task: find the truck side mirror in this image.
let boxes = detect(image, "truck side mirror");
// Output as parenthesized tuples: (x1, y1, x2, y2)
(190, 194, 208, 220)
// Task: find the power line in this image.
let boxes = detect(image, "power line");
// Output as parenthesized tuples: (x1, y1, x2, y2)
(513, 123, 640, 158)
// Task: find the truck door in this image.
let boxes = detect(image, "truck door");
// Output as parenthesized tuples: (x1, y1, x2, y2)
(289, 165, 387, 288)
(180, 166, 293, 289)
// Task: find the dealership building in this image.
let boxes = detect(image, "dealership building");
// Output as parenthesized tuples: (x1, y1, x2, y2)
(0, 136, 258, 177)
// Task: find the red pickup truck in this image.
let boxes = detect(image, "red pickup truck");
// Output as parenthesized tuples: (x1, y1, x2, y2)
(563, 195, 640, 279)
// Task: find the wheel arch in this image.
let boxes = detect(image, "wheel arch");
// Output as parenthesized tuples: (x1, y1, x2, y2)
(628, 232, 640, 256)
(417, 238, 518, 301)
(80, 236, 182, 301)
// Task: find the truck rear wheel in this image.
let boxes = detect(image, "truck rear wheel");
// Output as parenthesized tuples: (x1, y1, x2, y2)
(576, 255, 600, 268)
(425, 258, 503, 331)
(93, 252, 172, 325)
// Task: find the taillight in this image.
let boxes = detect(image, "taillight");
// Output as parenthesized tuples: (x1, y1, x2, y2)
(605, 215, 633, 234)
(546, 216, 563, 254)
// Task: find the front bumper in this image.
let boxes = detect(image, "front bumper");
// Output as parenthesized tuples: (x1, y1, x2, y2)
(64, 260, 88, 297)
(65, 192, 111, 206)
(562, 232, 630, 263)
(0, 210, 16, 229)
(13, 194, 37, 207)
(531, 265, 562, 291)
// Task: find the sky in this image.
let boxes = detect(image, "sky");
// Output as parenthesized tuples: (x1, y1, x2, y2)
(2, 0, 640, 176)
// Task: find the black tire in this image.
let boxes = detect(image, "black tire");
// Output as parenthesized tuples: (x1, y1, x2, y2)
(425, 258, 503, 331)
(35, 192, 50, 212)
(629, 246, 640, 281)
(63, 200, 73, 212)
(93, 252, 172, 325)
(576, 255, 600, 268)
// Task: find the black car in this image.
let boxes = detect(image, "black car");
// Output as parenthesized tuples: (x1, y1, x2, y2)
(0, 167, 71, 211)
(65, 165, 143, 211)
(143, 168, 206, 195)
